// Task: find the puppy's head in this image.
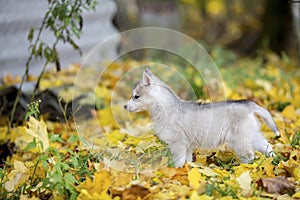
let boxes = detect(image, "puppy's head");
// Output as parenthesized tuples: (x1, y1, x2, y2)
(124, 68, 162, 112)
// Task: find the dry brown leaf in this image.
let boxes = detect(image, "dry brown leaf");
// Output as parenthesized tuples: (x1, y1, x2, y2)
(257, 176, 295, 194)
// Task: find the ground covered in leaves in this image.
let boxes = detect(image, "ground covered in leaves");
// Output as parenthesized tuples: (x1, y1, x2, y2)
(0, 50, 300, 199)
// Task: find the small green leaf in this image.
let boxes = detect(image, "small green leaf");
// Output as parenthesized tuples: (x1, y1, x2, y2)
(27, 27, 35, 42)
(71, 156, 79, 167)
(25, 138, 37, 151)
(291, 131, 300, 147)
(43, 46, 52, 61)
(0, 168, 5, 180)
(42, 177, 50, 188)
(50, 134, 65, 143)
(52, 171, 63, 184)
(205, 182, 214, 196)
(67, 134, 79, 143)
(36, 42, 44, 58)
(55, 30, 61, 38)
(41, 160, 49, 171)
(48, 147, 62, 159)
(64, 173, 77, 185)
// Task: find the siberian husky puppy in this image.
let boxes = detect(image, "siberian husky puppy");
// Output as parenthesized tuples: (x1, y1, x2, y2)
(124, 68, 280, 167)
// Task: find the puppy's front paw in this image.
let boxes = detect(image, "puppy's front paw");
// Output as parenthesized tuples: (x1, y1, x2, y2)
(173, 156, 186, 168)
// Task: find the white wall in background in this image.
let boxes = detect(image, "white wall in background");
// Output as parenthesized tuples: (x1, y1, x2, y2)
(0, 0, 119, 77)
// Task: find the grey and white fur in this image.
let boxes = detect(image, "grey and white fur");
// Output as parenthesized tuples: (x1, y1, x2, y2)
(124, 68, 280, 167)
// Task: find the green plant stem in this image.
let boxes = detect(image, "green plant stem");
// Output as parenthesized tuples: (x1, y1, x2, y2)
(30, 158, 40, 186)
(8, 6, 52, 131)
(29, 58, 51, 104)
(8, 1, 96, 130)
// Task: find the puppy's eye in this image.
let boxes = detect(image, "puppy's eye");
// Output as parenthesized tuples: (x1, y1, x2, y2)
(133, 95, 140, 100)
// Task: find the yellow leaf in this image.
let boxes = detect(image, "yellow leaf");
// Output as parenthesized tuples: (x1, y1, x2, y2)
(95, 86, 111, 103)
(4, 160, 29, 192)
(295, 117, 300, 127)
(221, 197, 235, 200)
(215, 148, 236, 163)
(213, 168, 230, 178)
(40, 78, 63, 90)
(198, 194, 214, 200)
(14, 160, 29, 173)
(110, 169, 133, 187)
(77, 189, 111, 200)
(266, 63, 281, 77)
(264, 158, 275, 177)
(136, 139, 162, 153)
(188, 168, 202, 189)
(190, 190, 201, 200)
(20, 117, 49, 152)
(0, 126, 7, 141)
(280, 159, 300, 181)
(206, 0, 226, 17)
(97, 107, 115, 127)
(78, 170, 111, 199)
(294, 167, 300, 182)
(236, 171, 252, 197)
(106, 130, 125, 145)
(159, 167, 177, 178)
(198, 166, 217, 177)
(282, 105, 297, 120)
(8, 126, 27, 144)
(293, 191, 300, 199)
(194, 76, 202, 88)
(123, 134, 154, 146)
(195, 154, 207, 166)
(292, 93, 300, 109)
(244, 79, 259, 90)
(153, 183, 190, 199)
(190, 188, 209, 200)
(255, 79, 272, 91)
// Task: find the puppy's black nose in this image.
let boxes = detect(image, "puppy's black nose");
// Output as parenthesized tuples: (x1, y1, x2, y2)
(123, 104, 127, 110)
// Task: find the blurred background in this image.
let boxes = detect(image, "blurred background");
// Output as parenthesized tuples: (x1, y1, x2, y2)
(114, 0, 295, 56)
(0, 0, 299, 78)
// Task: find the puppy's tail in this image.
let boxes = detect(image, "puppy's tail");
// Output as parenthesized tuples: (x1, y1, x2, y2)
(253, 104, 280, 136)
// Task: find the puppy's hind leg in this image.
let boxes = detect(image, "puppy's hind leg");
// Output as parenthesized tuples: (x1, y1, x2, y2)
(228, 124, 255, 163)
(229, 137, 255, 163)
(234, 146, 255, 164)
(253, 132, 275, 157)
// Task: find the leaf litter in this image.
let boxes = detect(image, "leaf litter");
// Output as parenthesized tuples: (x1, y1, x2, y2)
(0, 52, 300, 199)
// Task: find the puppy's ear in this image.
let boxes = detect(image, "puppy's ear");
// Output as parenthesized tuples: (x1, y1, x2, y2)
(143, 68, 152, 85)
(143, 68, 162, 85)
